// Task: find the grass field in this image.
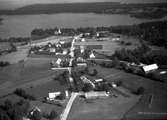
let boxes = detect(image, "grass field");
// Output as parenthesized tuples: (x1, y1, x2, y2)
(0, 57, 59, 96)
(68, 95, 140, 120)
(26, 80, 67, 101)
(88, 65, 167, 119)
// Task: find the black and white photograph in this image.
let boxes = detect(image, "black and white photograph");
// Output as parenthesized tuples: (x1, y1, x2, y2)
(0, 0, 167, 120)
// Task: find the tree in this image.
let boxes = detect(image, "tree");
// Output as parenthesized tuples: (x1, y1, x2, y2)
(30, 110, 42, 120)
(49, 110, 58, 120)
(82, 83, 94, 92)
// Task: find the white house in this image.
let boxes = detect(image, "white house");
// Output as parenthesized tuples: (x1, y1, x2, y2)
(62, 50, 68, 55)
(54, 29, 62, 35)
(94, 79, 103, 83)
(142, 64, 158, 74)
(160, 71, 167, 75)
(80, 76, 95, 88)
(77, 63, 87, 67)
(81, 38, 85, 42)
(89, 52, 95, 59)
(80, 45, 85, 53)
(48, 92, 61, 100)
(56, 43, 61, 48)
(85, 91, 109, 99)
(49, 48, 56, 53)
(56, 58, 62, 66)
(30, 107, 41, 116)
(77, 57, 85, 62)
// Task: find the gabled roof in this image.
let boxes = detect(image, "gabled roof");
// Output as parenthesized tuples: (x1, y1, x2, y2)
(142, 64, 158, 73)
(89, 52, 95, 59)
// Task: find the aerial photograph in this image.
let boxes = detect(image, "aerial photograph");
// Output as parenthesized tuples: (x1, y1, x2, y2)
(0, 0, 167, 120)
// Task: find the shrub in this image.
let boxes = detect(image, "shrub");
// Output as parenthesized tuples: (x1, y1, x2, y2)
(0, 61, 10, 67)
(133, 87, 145, 95)
(14, 88, 36, 100)
(88, 69, 98, 76)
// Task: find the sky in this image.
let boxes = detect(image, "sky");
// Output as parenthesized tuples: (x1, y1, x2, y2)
(0, 0, 167, 10)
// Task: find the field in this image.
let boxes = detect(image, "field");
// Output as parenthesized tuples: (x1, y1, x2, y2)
(0, 57, 59, 96)
(0, 45, 29, 63)
(26, 80, 67, 101)
(74, 35, 140, 55)
(88, 65, 167, 119)
(68, 94, 140, 120)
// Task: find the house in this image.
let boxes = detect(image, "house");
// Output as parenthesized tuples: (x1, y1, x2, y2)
(112, 36, 120, 41)
(51, 58, 62, 67)
(142, 64, 158, 74)
(47, 92, 61, 101)
(62, 50, 68, 55)
(77, 57, 85, 63)
(54, 28, 61, 35)
(160, 71, 167, 75)
(29, 107, 41, 116)
(80, 46, 85, 53)
(84, 91, 109, 99)
(89, 52, 95, 59)
(94, 79, 103, 83)
(77, 63, 87, 67)
(81, 38, 85, 42)
(80, 76, 95, 88)
(56, 43, 61, 48)
(49, 48, 56, 53)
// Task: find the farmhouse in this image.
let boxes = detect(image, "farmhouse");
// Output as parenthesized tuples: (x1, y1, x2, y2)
(89, 52, 95, 59)
(49, 47, 56, 53)
(84, 91, 109, 99)
(80, 76, 95, 88)
(142, 64, 158, 74)
(29, 107, 41, 116)
(47, 92, 61, 101)
(51, 58, 62, 68)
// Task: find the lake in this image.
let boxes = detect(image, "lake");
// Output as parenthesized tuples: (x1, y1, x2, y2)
(0, 13, 167, 38)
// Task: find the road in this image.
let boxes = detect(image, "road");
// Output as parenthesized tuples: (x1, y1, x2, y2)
(60, 92, 78, 120)
(60, 36, 78, 120)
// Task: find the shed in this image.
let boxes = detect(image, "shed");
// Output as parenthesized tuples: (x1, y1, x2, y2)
(85, 91, 109, 99)
(48, 92, 61, 100)
(142, 64, 158, 73)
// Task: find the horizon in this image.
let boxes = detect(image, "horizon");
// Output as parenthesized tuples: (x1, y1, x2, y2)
(0, 0, 167, 10)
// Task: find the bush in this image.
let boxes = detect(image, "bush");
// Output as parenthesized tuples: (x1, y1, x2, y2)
(0, 61, 10, 67)
(88, 69, 98, 76)
(49, 110, 58, 120)
(14, 88, 36, 100)
(133, 87, 145, 95)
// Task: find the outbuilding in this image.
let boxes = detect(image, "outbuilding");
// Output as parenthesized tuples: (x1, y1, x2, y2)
(142, 64, 158, 74)
(85, 91, 109, 99)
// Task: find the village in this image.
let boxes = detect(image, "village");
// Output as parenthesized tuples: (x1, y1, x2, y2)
(0, 28, 167, 120)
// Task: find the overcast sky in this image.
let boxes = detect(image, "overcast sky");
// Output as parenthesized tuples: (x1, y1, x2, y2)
(0, 0, 166, 10)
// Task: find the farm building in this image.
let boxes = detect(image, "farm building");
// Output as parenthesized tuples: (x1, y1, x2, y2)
(77, 63, 87, 67)
(47, 92, 61, 101)
(142, 64, 158, 74)
(84, 91, 109, 99)
(94, 79, 104, 83)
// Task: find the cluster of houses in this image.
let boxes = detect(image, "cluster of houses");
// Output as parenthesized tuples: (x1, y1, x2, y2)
(50, 58, 70, 68)
(30, 42, 69, 55)
(79, 75, 119, 99)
